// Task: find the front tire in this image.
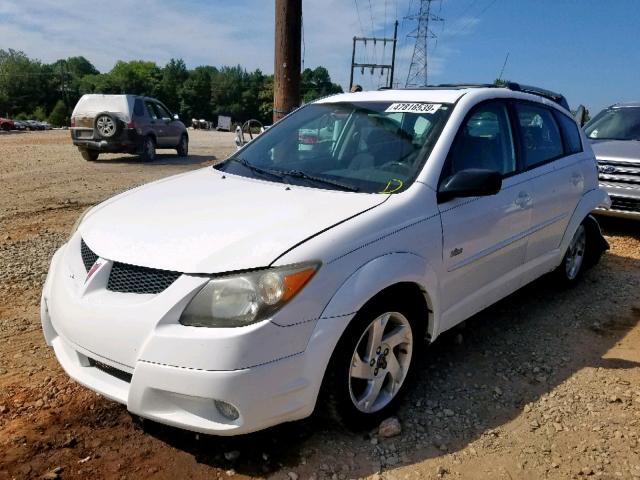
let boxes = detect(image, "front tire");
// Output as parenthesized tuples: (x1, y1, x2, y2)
(176, 134, 188, 157)
(79, 148, 99, 161)
(322, 296, 420, 429)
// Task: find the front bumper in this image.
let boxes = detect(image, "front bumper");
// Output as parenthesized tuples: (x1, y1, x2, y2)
(41, 243, 353, 435)
(594, 183, 640, 220)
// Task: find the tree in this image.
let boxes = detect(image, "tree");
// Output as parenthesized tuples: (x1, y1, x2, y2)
(158, 58, 188, 113)
(109, 60, 161, 95)
(301, 67, 343, 103)
(48, 99, 69, 127)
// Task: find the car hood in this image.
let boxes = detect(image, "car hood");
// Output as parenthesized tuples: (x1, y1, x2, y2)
(590, 139, 640, 163)
(80, 168, 387, 273)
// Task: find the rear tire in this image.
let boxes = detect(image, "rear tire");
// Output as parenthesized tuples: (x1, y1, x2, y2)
(139, 136, 156, 162)
(554, 223, 587, 286)
(321, 293, 422, 430)
(79, 148, 99, 161)
(176, 134, 188, 157)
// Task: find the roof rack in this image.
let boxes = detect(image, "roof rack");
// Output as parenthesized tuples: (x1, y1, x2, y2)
(377, 82, 570, 110)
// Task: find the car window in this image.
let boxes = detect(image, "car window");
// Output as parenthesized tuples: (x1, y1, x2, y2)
(447, 101, 516, 177)
(216, 101, 453, 194)
(145, 101, 158, 120)
(133, 99, 145, 117)
(154, 103, 172, 121)
(515, 103, 564, 168)
(584, 107, 640, 141)
(554, 111, 583, 155)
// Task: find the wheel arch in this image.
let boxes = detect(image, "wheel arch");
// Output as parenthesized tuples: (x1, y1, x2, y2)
(559, 189, 610, 262)
(320, 252, 438, 340)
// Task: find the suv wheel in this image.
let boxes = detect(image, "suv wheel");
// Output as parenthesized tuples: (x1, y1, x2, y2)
(176, 134, 188, 157)
(79, 148, 99, 161)
(555, 223, 587, 285)
(323, 297, 419, 429)
(94, 113, 120, 139)
(140, 136, 156, 162)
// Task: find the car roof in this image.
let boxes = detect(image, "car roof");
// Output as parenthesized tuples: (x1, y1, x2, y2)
(316, 85, 570, 112)
(610, 102, 640, 108)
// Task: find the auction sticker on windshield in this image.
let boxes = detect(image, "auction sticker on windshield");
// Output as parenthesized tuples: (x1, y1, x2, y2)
(385, 103, 442, 113)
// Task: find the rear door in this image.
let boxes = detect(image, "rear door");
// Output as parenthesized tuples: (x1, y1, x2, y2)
(153, 102, 180, 147)
(144, 101, 167, 146)
(438, 100, 533, 331)
(512, 102, 583, 262)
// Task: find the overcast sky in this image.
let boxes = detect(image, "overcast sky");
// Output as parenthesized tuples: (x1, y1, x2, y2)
(1, 0, 639, 113)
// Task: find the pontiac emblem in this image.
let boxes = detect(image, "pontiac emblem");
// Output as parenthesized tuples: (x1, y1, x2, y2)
(86, 260, 103, 282)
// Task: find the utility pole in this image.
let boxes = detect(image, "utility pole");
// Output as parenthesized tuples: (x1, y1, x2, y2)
(273, 0, 301, 123)
(405, 0, 444, 87)
(349, 20, 399, 91)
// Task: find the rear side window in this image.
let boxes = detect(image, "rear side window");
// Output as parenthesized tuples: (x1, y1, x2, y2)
(145, 101, 159, 120)
(447, 101, 516, 177)
(554, 111, 583, 155)
(133, 99, 144, 117)
(514, 103, 563, 168)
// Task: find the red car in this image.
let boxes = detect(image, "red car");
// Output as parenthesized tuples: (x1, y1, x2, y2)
(0, 117, 15, 131)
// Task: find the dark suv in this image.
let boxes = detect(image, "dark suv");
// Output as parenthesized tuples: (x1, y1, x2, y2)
(70, 94, 188, 161)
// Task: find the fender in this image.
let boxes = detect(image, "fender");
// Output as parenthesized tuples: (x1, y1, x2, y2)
(320, 252, 440, 337)
(559, 188, 610, 255)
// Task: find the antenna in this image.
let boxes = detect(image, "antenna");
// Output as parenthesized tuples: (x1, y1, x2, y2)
(498, 52, 510, 81)
(405, 0, 444, 87)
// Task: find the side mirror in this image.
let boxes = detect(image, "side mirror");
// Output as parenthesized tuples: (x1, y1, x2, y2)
(438, 168, 502, 203)
(173, 114, 180, 121)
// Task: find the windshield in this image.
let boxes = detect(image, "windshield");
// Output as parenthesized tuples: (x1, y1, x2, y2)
(584, 107, 640, 141)
(216, 101, 453, 193)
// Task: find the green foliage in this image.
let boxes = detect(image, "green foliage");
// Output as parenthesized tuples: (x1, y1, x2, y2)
(48, 99, 69, 127)
(301, 67, 343, 103)
(31, 106, 47, 121)
(0, 49, 342, 126)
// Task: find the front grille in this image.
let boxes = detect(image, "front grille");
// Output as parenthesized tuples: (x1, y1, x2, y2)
(80, 239, 181, 294)
(88, 358, 132, 383)
(107, 262, 181, 294)
(610, 196, 640, 213)
(80, 239, 99, 272)
(598, 160, 640, 186)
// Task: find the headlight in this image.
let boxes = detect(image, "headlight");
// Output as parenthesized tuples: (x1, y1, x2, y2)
(70, 207, 94, 238)
(179, 263, 319, 328)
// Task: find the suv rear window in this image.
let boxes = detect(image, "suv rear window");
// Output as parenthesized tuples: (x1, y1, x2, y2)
(514, 103, 563, 168)
(133, 99, 145, 117)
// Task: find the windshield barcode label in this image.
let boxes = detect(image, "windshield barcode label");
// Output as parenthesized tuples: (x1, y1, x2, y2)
(385, 103, 441, 114)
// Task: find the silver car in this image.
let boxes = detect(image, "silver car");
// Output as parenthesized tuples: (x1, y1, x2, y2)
(585, 102, 640, 219)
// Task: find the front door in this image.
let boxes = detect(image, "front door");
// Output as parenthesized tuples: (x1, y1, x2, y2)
(438, 100, 533, 331)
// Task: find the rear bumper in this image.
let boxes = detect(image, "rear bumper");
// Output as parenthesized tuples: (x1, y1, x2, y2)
(71, 128, 140, 152)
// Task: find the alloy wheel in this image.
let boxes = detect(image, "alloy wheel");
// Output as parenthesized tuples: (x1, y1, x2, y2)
(565, 225, 586, 280)
(348, 312, 413, 413)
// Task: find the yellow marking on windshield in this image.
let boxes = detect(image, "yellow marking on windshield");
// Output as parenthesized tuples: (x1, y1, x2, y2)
(380, 179, 404, 194)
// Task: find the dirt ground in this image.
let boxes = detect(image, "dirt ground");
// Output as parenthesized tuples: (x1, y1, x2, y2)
(0, 130, 639, 480)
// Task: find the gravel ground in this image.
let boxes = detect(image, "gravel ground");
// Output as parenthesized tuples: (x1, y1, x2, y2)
(0, 130, 639, 480)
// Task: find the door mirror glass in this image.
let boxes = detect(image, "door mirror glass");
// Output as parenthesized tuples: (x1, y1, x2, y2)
(438, 168, 502, 202)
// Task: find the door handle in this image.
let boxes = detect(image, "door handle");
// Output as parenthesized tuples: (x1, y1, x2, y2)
(571, 172, 582, 186)
(515, 191, 531, 208)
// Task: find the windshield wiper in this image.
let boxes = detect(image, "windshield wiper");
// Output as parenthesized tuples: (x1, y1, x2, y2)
(277, 169, 360, 192)
(226, 157, 285, 180)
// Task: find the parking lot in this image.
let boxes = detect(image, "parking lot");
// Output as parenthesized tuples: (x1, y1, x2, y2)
(0, 130, 639, 479)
